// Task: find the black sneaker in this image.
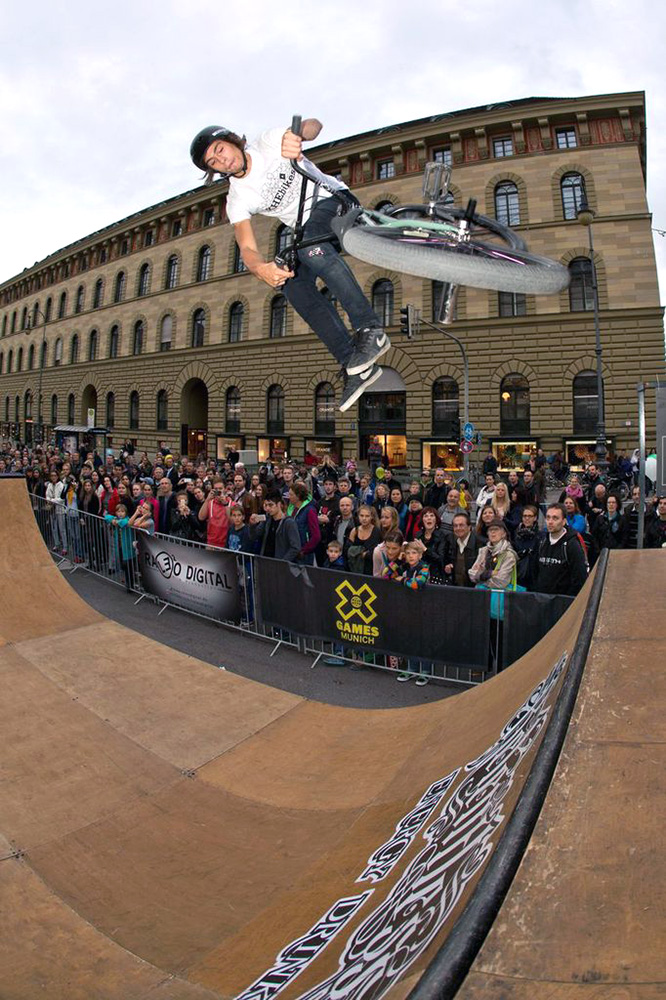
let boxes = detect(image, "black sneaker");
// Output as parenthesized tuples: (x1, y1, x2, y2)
(346, 326, 391, 375)
(339, 364, 383, 412)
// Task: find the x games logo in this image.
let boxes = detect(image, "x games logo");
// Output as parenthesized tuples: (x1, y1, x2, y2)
(334, 581, 380, 645)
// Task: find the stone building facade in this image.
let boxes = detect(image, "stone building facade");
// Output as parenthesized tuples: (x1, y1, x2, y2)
(1, 91, 663, 472)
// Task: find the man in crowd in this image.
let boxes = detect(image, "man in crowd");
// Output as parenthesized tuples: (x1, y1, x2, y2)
(645, 495, 666, 548)
(535, 503, 588, 596)
(444, 512, 480, 587)
(248, 492, 301, 561)
(198, 476, 229, 549)
(424, 468, 452, 510)
(437, 488, 466, 538)
(474, 473, 497, 521)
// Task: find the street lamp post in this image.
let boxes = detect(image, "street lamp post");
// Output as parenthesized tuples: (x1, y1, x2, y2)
(25, 308, 49, 446)
(576, 199, 608, 470)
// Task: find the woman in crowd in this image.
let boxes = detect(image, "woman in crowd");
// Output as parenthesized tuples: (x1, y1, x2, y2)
(372, 481, 390, 514)
(78, 477, 102, 570)
(372, 505, 400, 575)
(388, 485, 408, 531)
(560, 473, 585, 505)
(592, 493, 629, 550)
(489, 481, 516, 536)
(347, 504, 381, 575)
(413, 506, 447, 585)
(476, 504, 497, 542)
(563, 495, 587, 534)
(403, 496, 424, 541)
(288, 481, 321, 565)
(512, 505, 541, 590)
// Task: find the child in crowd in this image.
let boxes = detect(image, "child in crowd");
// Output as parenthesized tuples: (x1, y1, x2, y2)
(377, 531, 405, 578)
(226, 504, 251, 552)
(381, 540, 431, 684)
(323, 538, 346, 569)
(104, 503, 136, 592)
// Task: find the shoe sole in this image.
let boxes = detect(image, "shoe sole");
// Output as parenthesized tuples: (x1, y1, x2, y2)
(339, 365, 383, 413)
(346, 337, 391, 376)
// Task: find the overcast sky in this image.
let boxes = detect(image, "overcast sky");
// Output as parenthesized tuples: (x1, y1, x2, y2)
(2, 0, 665, 305)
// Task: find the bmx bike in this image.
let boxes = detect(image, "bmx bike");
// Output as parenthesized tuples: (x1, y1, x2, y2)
(277, 116, 570, 301)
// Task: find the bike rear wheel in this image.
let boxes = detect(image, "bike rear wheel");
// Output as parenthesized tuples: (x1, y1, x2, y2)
(338, 223, 570, 295)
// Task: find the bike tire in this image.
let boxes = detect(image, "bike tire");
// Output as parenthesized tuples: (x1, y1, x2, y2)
(339, 225, 570, 295)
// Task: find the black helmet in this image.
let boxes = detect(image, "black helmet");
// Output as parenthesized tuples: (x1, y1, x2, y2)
(191, 125, 241, 185)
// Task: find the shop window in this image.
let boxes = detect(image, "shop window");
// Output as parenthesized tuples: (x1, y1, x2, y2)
(267, 384, 284, 434)
(432, 377, 459, 436)
(225, 386, 241, 433)
(500, 374, 530, 435)
(314, 381, 336, 435)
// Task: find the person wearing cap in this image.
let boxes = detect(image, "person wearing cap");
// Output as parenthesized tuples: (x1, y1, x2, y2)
(189, 120, 390, 413)
(468, 518, 518, 590)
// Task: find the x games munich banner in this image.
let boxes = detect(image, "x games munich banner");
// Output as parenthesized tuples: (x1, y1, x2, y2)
(136, 534, 241, 622)
(255, 561, 490, 667)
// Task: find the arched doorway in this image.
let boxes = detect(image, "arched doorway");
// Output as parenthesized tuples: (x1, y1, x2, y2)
(358, 367, 407, 468)
(81, 384, 98, 426)
(180, 378, 208, 458)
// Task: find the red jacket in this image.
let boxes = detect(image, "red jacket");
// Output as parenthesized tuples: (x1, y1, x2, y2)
(201, 496, 229, 548)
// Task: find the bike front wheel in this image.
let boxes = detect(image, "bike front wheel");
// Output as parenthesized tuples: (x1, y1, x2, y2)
(338, 223, 570, 295)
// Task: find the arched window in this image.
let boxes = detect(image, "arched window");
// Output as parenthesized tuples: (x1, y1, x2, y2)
(106, 392, 115, 428)
(0, 352, 3, 374)
(88, 329, 98, 361)
(228, 301, 244, 342)
(40, 340, 47, 368)
(573, 371, 603, 434)
(11, 310, 17, 332)
(372, 279, 394, 326)
(14, 396, 20, 423)
(191, 308, 206, 348)
(54, 338, 63, 366)
(70, 334, 79, 365)
(232, 243, 247, 274)
(109, 325, 119, 358)
(494, 181, 520, 226)
(159, 315, 172, 351)
(314, 381, 336, 435)
(51, 394, 58, 425)
(4, 396, 9, 422)
(569, 257, 595, 312)
(267, 384, 285, 434)
(67, 393, 75, 424)
(1, 316, 6, 337)
(129, 391, 140, 430)
(16, 347, 23, 372)
(196, 245, 211, 282)
(500, 374, 530, 435)
(7, 350, 12, 373)
(44, 297, 53, 322)
(93, 279, 103, 309)
(137, 262, 150, 297)
(156, 389, 168, 431)
(132, 321, 144, 356)
(561, 173, 586, 220)
(58, 292, 67, 318)
(165, 254, 179, 289)
(21, 306, 28, 330)
(28, 344, 35, 370)
(24, 391, 32, 421)
(432, 377, 459, 435)
(225, 386, 241, 432)
(32, 301, 40, 326)
(75, 285, 85, 314)
(275, 225, 292, 257)
(270, 295, 287, 338)
(114, 271, 126, 303)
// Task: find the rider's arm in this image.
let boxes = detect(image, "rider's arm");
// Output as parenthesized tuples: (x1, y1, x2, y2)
(301, 119, 322, 141)
(234, 220, 293, 288)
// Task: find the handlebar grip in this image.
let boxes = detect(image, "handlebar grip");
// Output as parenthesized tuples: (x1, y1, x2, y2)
(291, 115, 302, 137)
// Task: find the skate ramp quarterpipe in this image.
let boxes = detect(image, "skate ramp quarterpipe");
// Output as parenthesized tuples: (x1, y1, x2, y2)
(0, 476, 663, 1000)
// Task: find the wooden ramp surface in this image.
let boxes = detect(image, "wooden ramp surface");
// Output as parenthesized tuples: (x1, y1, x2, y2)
(0, 478, 662, 1000)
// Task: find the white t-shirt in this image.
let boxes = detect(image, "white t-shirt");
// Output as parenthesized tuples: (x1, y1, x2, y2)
(225, 127, 348, 229)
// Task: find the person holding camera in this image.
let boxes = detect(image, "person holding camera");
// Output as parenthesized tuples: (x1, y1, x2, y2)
(198, 476, 230, 549)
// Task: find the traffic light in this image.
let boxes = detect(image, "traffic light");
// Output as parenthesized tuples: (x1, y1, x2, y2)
(399, 304, 415, 338)
(451, 416, 461, 442)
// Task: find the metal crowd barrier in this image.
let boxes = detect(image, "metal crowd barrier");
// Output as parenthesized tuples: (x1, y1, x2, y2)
(32, 497, 572, 687)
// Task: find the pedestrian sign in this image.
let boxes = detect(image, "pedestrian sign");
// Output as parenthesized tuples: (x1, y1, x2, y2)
(463, 422, 475, 441)
(460, 439, 474, 455)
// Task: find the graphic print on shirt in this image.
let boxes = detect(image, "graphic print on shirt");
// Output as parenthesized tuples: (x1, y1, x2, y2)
(261, 163, 298, 215)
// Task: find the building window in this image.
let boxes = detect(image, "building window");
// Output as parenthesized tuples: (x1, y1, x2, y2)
(494, 181, 520, 226)
(92, 279, 103, 309)
(28, 345, 35, 370)
(203, 208, 215, 227)
(376, 159, 395, 180)
(432, 281, 456, 322)
(24, 391, 32, 421)
(129, 391, 140, 430)
(228, 301, 244, 343)
(233, 243, 247, 273)
(40, 341, 47, 368)
(54, 338, 63, 366)
(4, 396, 9, 421)
(432, 147, 452, 167)
(314, 382, 336, 436)
(58, 292, 67, 318)
(68, 393, 75, 424)
(267, 384, 285, 434)
(500, 374, 530, 435)
(99, 247, 107, 264)
(561, 172, 586, 220)
(197, 245, 211, 282)
(75, 285, 85, 314)
(159, 315, 172, 351)
(556, 128, 577, 149)
(493, 136, 514, 158)
(114, 271, 126, 303)
(156, 390, 168, 431)
(225, 386, 241, 433)
(45, 297, 53, 322)
(10, 311, 17, 333)
(171, 219, 182, 238)
(70, 335, 79, 365)
(109, 325, 119, 358)
(191, 308, 206, 348)
(568, 257, 595, 312)
(498, 291, 527, 317)
(270, 296, 287, 338)
(21, 307, 28, 330)
(32, 301, 40, 326)
(137, 263, 150, 297)
(17, 347, 23, 372)
(80, 255, 88, 272)
(143, 230, 154, 247)
(573, 371, 602, 434)
(275, 225, 292, 258)
(165, 254, 179, 289)
(106, 392, 115, 428)
(51, 394, 58, 425)
(133, 320, 144, 355)
(0, 353, 3, 374)
(120, 238, 129, 255)
(372, 279, 394, 326)
(88, 329, 98, 361)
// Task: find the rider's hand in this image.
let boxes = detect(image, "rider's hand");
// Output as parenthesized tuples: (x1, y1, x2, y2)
(281, 130, 303, 160)
(257, 261, 294, 288)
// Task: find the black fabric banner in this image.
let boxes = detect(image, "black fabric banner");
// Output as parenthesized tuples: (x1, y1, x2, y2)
(501, 590, 574, 669)
(137, 533, 241, 622)
(255, 560, 491, 669)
